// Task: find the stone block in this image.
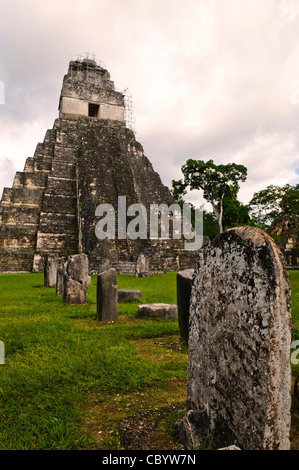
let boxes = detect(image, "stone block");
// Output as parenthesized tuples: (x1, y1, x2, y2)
(63, 254, 89, 304)
(135, 253, 151, 278)
(1, 206, 41, 225)
(176, 268, 194, 344)
(66, 253, 89, 282)
(97, 268, 118, 322)
(56, 266, 65, 296)
(13, 187, 44, 206)
(42, 194, 77, 214)
(56, 258, 66, 296)
(63, 276, 87, 304)
(137, 303, 178, 319)
(46, 176, 76, 195)
(182, 226, 292, 450)
(118, 289, 142, 302)
(44, 255, 59, 287)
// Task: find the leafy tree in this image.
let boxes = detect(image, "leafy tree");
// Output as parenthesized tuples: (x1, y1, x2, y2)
(248, 183, 299, 229)
(281, 183, 299, 217)
(172, 159, 247, 233)
(222, 186, 252, 229)
(202, 209, 219, 239)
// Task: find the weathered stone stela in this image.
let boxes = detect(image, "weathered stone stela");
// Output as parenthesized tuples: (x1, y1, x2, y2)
(63, 254, 89, 304)
(97, 268, 118, 322)
(44, 255, 60, 288)
(176, 268, 194, 344)
(178, 226, 292, 450)
(0, 57, 196, 274)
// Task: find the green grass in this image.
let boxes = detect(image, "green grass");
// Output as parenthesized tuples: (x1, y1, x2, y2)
(0, 270, 298, 450)
(0, 271, 184, 450)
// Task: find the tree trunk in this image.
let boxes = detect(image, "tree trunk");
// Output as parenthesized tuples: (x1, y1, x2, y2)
(211, 197, 224, 234)
(218, 194, 224, 233)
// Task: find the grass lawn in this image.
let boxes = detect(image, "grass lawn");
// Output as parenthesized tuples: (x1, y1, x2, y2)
(0, 270, 298, 450)
(0, 272, 186, 450)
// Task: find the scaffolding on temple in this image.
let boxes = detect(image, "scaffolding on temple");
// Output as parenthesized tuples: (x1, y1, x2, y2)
(68, 54, 136, 133)
(124, 89, 135, 134)
(69, 53, 107, 82)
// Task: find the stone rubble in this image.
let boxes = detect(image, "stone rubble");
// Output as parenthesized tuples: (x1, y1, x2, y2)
(137, 303, 178, 320)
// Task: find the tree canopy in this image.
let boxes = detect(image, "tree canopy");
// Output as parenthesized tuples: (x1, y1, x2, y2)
(172, 159, 247, 233)
(248, 183, 299, 229)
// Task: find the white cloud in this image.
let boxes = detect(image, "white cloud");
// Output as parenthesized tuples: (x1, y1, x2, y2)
(280, 0, 299, 21)
(236, 132, 298, 202)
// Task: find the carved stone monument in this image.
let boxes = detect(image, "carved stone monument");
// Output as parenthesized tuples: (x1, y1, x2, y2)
(135, 253, 150, 278)
(97, 268, 118, 322)
(63, 254, 89, 304)
(176, 268, 194, 344)
(177, 226, 292, 450)
(44, 255, 59, 288)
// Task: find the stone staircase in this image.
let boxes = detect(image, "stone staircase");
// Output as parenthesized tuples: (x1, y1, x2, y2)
(0, 129, 56, 271)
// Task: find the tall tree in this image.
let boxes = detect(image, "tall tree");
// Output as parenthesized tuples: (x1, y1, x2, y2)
(281, 183, 299, 217)
(172, 159, 247, 233)
(248, 184, 298, 229)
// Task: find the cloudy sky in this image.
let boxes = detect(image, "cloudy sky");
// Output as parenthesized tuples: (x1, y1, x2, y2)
(0, 0, 298, 210)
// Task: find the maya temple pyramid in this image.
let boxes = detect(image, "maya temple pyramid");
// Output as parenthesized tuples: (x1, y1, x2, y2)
(0, 57, 196, 274)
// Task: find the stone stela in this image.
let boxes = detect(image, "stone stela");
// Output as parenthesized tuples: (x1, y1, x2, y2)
(176, 226, 292, 450)
(63, 254, 89, 304)
(97, 268, 118, 322)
